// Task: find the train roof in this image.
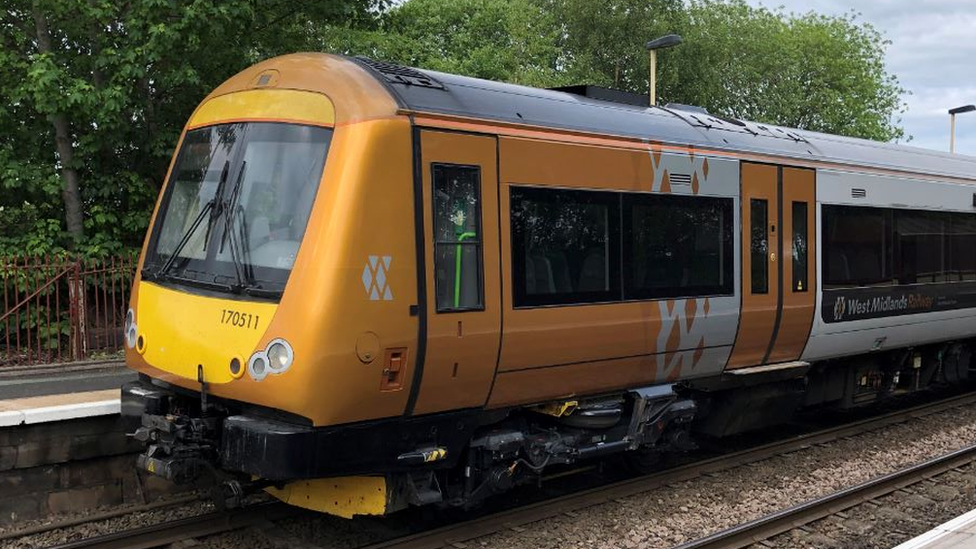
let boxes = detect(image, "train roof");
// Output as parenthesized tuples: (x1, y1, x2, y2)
(352, 56, 976, 182)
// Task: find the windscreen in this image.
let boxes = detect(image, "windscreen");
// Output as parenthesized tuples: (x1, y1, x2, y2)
(146, 122, 332, 297)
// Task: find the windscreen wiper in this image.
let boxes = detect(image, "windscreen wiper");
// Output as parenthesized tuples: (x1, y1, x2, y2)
(243, 285, 283, 299)
(220, 161, 249, 291)
(162, 272, 235, 293)
(152, 200, 214, 280)
(153, 160, 231, 280)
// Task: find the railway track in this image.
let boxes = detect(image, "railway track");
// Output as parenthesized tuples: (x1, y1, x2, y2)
(43, 501, 298, 549)
(672, 443, 976, 549)
(36, 390, 976, 549)
(359, 391, 976, 549)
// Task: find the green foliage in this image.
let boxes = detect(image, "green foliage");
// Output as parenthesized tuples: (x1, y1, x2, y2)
(0, 0, 384, 256)
(0, 0, 906, 255)
(543, 0, 686, 90)
(315, 0, 904, 140)
(664, 1, 905, 141)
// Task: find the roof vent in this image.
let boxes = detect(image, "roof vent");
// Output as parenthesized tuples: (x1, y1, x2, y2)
(852, 188, 867, 199)
(665, 103, 709, 115)
(354, 57, 445, 90)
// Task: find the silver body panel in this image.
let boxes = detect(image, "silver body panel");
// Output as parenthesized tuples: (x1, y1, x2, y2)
(804, 169, 976, 362)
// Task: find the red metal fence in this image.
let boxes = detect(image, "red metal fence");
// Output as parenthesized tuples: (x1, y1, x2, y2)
(0, 255, 137, 366)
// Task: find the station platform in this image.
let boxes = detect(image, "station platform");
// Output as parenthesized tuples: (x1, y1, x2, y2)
(0, 361, 181, 525)
(892, 508, 976, 549)
(0, 360, 133, 426)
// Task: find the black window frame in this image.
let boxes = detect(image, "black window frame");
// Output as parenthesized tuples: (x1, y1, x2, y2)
(792, 201, 809, 292)
(750, 198, 769, 294)
(822, 204, 894, 289)
(894, 209, 947, 285)
(622, 193, 734, 300)
(821, 204, 976, 289)
(510, 186, 621, 308)
(510, 185, 734, 308)
(948, 212, 976, 282)
(431, 163, 486, 313)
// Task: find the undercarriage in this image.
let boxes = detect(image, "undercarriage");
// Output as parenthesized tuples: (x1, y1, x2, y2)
(122, 339, 973, 516)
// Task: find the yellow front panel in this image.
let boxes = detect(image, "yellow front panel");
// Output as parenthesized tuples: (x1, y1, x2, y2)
(188, 89, 335, 128)
(136, 282, 277, 383)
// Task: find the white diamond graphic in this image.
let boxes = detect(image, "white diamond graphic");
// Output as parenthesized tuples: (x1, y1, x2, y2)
(369, 255, 379, 270)
(376, 265, 386, 291)
(370, 286, 380, 300)
(383, 286, 393, 301)
(382, 256, 392, 269)
(361, 265, 372, 294)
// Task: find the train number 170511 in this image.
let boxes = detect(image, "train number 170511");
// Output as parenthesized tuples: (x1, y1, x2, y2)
(220, 309, 260, 329)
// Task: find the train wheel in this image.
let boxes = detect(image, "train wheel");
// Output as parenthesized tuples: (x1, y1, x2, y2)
(624, 447, 663, 475)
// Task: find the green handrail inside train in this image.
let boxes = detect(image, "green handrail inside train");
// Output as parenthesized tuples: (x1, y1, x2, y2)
(455, 232, 476, 308)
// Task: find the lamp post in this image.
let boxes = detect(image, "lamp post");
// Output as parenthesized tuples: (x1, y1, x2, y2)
(645, 34, 683, 107)
(949, 105, 975, 153)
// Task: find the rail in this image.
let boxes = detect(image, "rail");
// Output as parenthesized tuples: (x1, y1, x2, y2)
(44, 501, 295, 549)
(673, 443, 976, 549)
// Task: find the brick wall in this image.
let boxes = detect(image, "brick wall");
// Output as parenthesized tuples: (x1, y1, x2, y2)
(0, 415, 186, 525)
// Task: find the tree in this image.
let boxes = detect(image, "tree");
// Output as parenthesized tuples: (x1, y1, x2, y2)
(539, 0, 904, 141)
(664, 1, 905, 142)
(316, 0, 905, 142)
(0, 0, 384, 255)
(315, 0, 567, 88)
(541, 0, 685, 90)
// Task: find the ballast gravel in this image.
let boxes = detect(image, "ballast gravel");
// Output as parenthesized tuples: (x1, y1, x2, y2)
(767, 462, 976, 548)
(0, 497, 215, 549)
(475, 402, 976, 549)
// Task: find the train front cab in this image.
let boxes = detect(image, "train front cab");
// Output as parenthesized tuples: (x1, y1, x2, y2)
(122, 55, 434, 517)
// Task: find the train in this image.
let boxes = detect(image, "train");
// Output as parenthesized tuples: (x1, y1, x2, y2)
(122, 53, 976, 518)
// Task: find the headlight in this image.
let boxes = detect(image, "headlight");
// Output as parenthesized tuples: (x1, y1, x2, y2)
(266, 339, 293, 373)
(248, 352, 270, 381)
(125, 309, 137, 349)
(229, 356, 244, 379)
(247, 338, 294, 381)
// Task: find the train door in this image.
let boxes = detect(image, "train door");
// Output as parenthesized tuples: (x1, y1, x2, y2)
(727, 163, 816, 368)
(409, 130, 502, 415)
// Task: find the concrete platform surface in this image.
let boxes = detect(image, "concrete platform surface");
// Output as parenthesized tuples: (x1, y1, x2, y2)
(0, 388, 120, 427)
(893, 508, 976, 549)
(0, 360, 134, 400)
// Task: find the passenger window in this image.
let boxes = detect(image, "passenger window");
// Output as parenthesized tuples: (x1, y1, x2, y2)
(822, 205, 893, 288)
(792, 201, 808, 292)
(750, 199, 769, 294)
(949, 213, 976, 281)
(623, 194, 733, 299)
(510, 186, 620, 307)
(895, 210, 946, 284)
(432, 164, 483, 312)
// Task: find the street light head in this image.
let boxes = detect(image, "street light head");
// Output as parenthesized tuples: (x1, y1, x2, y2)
(949, 105, 976, 115)
(646, 34, 683, 51)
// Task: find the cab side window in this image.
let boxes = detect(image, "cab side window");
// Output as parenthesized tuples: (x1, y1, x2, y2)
(432, 164, 484, 312)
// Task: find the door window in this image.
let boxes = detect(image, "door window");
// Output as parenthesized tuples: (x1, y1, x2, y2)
(792, 201, 808, 292)
(750, 198, 769, 294)
(432, 164, 484, 312)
